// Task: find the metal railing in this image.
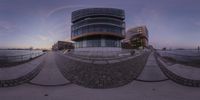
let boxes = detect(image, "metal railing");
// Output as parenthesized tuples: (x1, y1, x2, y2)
(158, 51, 200, 63)
(0, 52, 44, 63)
(160, 51, 200, 57)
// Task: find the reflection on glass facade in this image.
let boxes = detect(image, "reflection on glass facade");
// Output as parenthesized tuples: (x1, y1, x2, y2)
(72, 24, 123, 37)
(71, 8, 125, 48)
(72, 8, 125, 22)
(72, 17, 124, 29)
(74, 37, 121, 48)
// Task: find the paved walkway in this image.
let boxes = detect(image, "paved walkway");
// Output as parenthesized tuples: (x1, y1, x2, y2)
(30, 52, 69, 85)
(165, 63, 200, 80)
(137, 52, 168, 81)
(156, 51, 200, 80)
(0, 55, 45, 80)
(0, 80, 200, 100)
(1, 52, 200, 100)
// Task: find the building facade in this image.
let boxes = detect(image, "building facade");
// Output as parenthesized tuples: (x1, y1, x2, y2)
(71, 8, 125, 51)
(122, 26, 148, 49)
(52, 41, 74, 51)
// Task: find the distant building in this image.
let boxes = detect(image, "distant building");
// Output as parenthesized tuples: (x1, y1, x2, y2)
(71, 8, 125, 51)
(52, 41, 74, 51)
(122, 26, 149, 49)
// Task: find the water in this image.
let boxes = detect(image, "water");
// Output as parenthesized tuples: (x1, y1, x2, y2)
(158, 50, 200, 63)
(163, 50, 200, 56)
(0, 50, 44, 62)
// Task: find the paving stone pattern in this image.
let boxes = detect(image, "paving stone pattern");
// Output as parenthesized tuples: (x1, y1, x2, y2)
(55, 52, 150, 88)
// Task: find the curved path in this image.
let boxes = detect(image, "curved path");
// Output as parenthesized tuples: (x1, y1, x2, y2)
(136, 52, 168, 82)
(1, 51, 200, 100)
(0, 54, 45, 87)
(155, 52, 200, 87)
(165, 64, 200, 80)
(30, 52, 70, 86)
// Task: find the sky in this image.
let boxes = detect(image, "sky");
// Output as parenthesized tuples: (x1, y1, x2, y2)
(0, 0, 200, 49)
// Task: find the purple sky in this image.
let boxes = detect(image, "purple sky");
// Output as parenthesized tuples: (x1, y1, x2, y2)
(0, 0, 200, 49)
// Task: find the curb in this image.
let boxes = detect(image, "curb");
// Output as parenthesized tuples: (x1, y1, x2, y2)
(155, 52, 200, 87)
(135, 78, 169, 82)
(28, 82, 72, 87)
(0, 57, 45, 87)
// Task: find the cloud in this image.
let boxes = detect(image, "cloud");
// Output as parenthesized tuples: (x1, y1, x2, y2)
(37, 34, 49, 41)
(194, 21, 200, 26)
(46, 4, 94, 18)
(0, 21, 19, 34)
(0, 25, 9, 33)
(0, 20, 21, 37)
(65, 37, 74, 43)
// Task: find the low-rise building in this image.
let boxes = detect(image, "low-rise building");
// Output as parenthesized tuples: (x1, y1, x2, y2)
(122, 26, 148, 49)
(52, 41, 74, 51)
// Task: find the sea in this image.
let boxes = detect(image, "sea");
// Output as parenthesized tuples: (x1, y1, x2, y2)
(157, 49, 200, 62)
(158, 49, 200, 56)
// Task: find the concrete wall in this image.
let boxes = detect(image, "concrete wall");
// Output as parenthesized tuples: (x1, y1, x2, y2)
(74, 47, 122, 52)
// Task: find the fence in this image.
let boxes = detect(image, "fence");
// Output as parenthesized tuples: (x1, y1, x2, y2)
(158, 51, 200, 63)
(0, 52, 44, 63)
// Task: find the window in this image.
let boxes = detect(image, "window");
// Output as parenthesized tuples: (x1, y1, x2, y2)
(105, 39, 119, 47)
(86, 39, 101, 47)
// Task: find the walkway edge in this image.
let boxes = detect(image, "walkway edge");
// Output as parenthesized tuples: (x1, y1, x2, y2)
(0, 56, 45, 87)
(28, 82, 72, 87)
(155, 52, 200, 87)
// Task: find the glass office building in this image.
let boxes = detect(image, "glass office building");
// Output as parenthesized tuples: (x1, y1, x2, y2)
(71, 8, 125, 51)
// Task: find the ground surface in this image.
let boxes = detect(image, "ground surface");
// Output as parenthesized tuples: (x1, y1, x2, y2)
(30, 52, 70, 85)
(137, 52, 168, 81)
(55, 51, 149, 88)
(0, 51, 200, 100)
(1, 80, 200, 100)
